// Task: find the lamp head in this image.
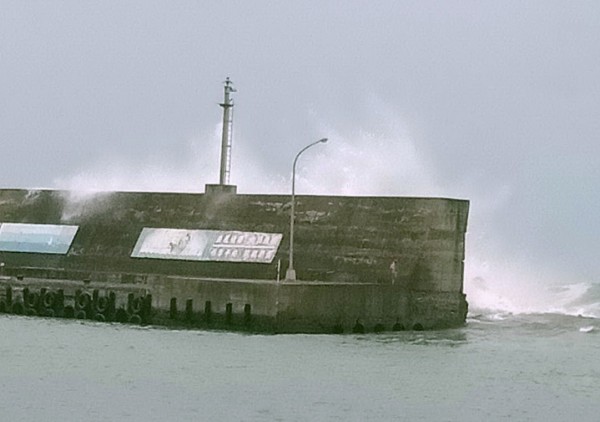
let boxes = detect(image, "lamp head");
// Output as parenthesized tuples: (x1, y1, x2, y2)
(319, 138, 328, 143)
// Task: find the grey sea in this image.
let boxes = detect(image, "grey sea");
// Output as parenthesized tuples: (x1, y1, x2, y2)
(1, 308, 598, 422)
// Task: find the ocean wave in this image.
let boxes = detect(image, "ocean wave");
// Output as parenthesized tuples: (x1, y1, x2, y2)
(466, 279, 600, 320)
(467, 311, 598, 335)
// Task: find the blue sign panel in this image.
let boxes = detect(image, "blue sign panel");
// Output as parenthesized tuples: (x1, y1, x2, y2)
(0, 223, 79, 254)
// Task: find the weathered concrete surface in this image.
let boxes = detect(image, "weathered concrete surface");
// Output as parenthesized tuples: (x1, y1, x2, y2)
(0, 188, 469, 331)
(0, 275, 466, 332)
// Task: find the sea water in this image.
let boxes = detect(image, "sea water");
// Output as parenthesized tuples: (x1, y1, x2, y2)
(0, 296, 598, 421)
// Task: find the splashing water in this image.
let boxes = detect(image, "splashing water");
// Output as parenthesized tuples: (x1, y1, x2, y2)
(465, 256, 600, 319)
(50, 109, 599, 322)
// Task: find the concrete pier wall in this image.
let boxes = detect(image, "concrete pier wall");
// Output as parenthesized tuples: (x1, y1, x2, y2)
(0, 275, 465, 332)
(0, 188, 469, 331)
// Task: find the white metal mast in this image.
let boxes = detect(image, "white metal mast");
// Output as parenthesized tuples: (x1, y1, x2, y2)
(219, 77, 235, 185)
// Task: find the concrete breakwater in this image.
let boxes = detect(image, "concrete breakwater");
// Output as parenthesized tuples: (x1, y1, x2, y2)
(0, 188, 469, 333)
(0, 276, 466, 333)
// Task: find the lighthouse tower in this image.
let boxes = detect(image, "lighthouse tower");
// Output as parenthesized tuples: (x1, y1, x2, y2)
(206, 78, 237, 195)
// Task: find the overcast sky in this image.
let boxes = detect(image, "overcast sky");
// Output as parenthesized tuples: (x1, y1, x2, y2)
(2, 1, 599, 305)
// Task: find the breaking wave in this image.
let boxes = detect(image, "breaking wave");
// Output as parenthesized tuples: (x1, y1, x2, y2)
(466, 277, 600, 320)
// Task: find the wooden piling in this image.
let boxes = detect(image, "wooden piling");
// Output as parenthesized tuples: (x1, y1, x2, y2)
(169, 297, 177, 320)
(225, 303, 233, 325)
(204, 301, 212, 323)
(185, 299, 194, 322)
(244, 304, 251, 325)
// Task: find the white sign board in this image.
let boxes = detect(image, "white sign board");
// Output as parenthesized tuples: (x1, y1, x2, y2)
(0, 223, 79, 254)
(131, 228, 282, 263)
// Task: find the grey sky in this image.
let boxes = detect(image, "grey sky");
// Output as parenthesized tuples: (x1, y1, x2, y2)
(1, 1, 599, 296)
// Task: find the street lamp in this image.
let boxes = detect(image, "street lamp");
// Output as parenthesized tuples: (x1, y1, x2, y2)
(286, 137, 328, 281)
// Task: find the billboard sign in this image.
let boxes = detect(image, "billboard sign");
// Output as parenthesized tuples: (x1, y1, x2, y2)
(131, 228, 282, 263)
(0, 223, 79, 254)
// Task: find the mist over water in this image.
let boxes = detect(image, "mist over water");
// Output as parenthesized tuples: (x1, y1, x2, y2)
(50, 112, 599, 321)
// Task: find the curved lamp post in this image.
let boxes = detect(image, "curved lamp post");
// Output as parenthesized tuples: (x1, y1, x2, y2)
(286, 137, 328, 281)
